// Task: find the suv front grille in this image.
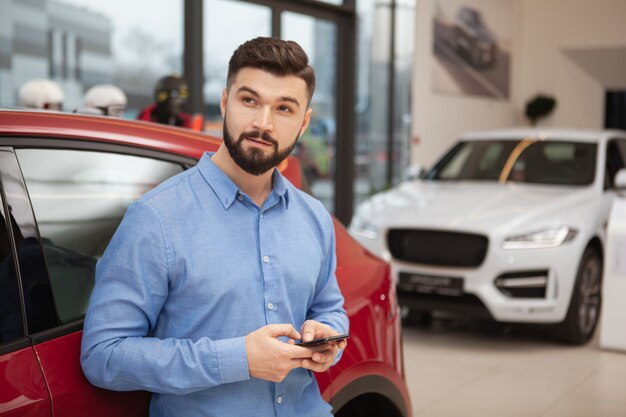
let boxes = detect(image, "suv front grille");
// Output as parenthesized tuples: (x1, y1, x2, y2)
(387, 229, 488, 267)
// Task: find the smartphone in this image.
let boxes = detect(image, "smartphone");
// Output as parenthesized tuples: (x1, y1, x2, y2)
(296, 334, 350, 347)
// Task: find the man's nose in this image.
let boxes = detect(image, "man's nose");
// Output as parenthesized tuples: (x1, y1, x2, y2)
(252, 106, 274, 132)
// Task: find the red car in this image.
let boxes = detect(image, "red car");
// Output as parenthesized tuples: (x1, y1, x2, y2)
(0, 110, 411, 417)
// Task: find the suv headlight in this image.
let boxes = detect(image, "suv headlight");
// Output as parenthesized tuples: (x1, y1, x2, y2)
(351, 216, 380, 240)
(502, 226, 578, 250)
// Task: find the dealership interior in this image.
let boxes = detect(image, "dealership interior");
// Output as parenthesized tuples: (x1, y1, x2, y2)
(2, 0, 626, 416)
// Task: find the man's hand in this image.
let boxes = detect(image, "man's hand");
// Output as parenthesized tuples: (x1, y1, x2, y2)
(245, 324, 319, 382)
(299, 320, 347, 373)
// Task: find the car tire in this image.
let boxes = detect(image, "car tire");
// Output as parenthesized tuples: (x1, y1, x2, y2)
(554, 246, 602, 345)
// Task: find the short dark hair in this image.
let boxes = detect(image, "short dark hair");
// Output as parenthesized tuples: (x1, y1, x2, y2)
(227, 37, 316, 105)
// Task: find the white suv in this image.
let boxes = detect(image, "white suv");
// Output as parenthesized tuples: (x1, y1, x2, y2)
(350, 128, 626, 344)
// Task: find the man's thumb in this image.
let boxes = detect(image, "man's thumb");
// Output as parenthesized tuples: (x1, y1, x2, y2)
(266, 324, 301, 340)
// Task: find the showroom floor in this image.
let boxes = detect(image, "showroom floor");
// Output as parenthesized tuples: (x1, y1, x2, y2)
(402, 318, 626, 417)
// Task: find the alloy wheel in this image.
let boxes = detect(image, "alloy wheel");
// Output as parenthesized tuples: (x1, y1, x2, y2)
(578, 254, 601, 336)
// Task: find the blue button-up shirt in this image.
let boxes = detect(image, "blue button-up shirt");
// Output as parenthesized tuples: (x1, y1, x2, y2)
(81, 152, 348, 417)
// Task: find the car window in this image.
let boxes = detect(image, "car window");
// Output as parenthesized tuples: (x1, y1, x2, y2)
(428, 140, 518, 181)
(0, 150, 58, 337)
(605, 140, 625, 189)
(0, 192, 25, 345)
(427, 139, 596, 185)
(437, 142, 473, 179)
(478, 143, 505, 172)
(612, 139, 626, 168)
(15, 149, 184, 324)
(510, 141, 597, 185)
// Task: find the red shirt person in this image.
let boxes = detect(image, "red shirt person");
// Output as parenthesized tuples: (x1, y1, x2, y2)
(137, 75, 203, 130)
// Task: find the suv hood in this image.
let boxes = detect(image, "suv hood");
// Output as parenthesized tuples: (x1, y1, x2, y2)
(358, 180, 596, 235)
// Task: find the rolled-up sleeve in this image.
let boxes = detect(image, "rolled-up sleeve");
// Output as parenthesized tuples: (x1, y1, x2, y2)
(80, 202, 250, 394)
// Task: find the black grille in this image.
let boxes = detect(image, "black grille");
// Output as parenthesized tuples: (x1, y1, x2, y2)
(398, 291, 493, 319)
(387, 229, 488, 267)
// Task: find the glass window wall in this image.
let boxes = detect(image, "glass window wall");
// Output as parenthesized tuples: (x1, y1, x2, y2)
(353, 0, 414, 210)
(392, 0, 416, 183)
(354, 0, 392, 206)
(282, 12, 338, 211)
(0, 0, 183, 117)
(203, 0, 271, 122)
(0, 0, 412, 224)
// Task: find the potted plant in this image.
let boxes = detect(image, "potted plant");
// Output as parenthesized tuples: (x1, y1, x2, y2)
(525, 94, 557, 126)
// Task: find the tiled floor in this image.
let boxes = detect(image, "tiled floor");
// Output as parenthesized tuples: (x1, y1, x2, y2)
(402, 318, 626, 417)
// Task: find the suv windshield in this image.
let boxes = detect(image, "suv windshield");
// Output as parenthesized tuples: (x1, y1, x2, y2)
(425, 139, 597, 186)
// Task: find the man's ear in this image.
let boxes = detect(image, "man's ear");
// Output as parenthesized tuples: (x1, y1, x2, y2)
(298, 108, 313, 139)
(220, 89, 228, 118)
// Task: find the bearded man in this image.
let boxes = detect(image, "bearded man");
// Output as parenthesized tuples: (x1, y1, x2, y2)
(80, 37, 348, 417)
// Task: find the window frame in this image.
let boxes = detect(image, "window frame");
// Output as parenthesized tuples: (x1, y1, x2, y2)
(613, 139, 626, 164)
(0, 157, 31, 355)
(187, 0, 357, 223)
(0, 137, 197, 345)
(604, 139, 626, 191)
(0, 147, 59, 343)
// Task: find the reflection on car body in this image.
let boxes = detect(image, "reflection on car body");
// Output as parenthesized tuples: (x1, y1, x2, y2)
(350, 128, 626, 345)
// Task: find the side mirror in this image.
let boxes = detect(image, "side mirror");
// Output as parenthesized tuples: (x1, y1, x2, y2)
(615, 168, 626, 189)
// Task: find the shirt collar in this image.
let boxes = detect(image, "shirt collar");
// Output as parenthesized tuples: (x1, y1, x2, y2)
(271, 168, 290, 208)
(197, 152, 290, 210)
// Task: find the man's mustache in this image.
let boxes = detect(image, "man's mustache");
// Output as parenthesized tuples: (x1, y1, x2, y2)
(239, 130, 278, 147)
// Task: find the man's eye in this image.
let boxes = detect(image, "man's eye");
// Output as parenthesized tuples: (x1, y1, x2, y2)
(243, 97, 256, 105)
(278, 105, 293, 113)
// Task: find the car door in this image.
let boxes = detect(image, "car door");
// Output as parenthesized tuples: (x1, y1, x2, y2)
(0, 149, 52, 417)
(599, 138, 626, 240)
(4, 141, 192, 416)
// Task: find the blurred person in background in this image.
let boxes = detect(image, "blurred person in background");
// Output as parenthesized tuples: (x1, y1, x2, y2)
(75, 84, 127, 117)
(137, 74, 204, 130)
(18, 79, 64, 111)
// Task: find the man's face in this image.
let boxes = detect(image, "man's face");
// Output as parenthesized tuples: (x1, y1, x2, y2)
(221, 67, 312, 176)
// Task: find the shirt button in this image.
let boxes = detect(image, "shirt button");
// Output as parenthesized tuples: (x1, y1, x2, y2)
(263, 256, 269, 263)
(267, 303, 274, 310)
(276, 396, 283, 404)
(238, 195, 243, 201)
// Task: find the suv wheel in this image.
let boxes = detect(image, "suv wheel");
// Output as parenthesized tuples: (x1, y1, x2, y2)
(555, 246, 602, 344)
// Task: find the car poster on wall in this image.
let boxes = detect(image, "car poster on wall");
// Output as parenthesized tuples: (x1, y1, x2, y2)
(432, 0, 513, 99)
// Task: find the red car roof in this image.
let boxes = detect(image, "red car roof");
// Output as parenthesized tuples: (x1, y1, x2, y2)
(0, 109, 302, 188)
(0, 110, 222, 160)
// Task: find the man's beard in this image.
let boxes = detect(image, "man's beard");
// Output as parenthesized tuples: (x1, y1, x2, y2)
(223, 116, 298, 176)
